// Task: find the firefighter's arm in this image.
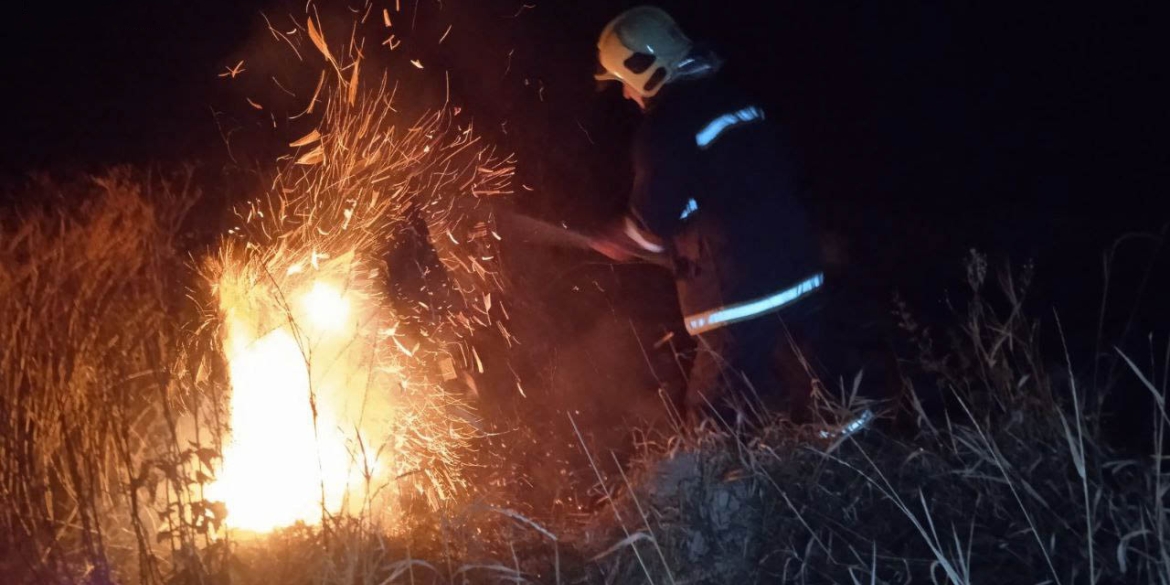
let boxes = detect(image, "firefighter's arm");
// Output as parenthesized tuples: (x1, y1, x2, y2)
(589, 215, 666, 262)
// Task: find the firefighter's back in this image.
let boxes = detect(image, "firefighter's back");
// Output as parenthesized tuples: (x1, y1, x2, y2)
(643, 75, 821, 313)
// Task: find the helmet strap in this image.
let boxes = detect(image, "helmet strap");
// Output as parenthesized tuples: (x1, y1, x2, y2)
(673, 46, 724, 83)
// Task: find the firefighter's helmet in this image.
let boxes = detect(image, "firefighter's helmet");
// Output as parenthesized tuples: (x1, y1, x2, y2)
(595, 6, 693, 99)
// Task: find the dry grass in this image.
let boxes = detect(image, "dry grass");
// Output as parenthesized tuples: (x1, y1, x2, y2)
(0, 168, 224, 584)
(3, 173, 1169, 585)
(532, 251, 1170, 584)
(2, 0, 1166, 579)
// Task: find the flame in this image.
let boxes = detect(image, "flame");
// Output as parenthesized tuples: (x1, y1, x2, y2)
(208, 281, 367, 533)
(202, 37, 515, 530)
(302, 281, 351, 332)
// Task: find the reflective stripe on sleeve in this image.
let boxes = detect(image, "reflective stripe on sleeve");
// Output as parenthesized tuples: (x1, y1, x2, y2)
(684, 273, 824, 335)
(695, 106, 765, 149)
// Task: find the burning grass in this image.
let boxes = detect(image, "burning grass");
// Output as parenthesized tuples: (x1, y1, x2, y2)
(0, 2, 522, 574)
(205, 97, 514, 533)
(182, 253, 1170, 585)
(4, 169, 1165, 584)
(2, 1, 1167, 582)
(202, 0, 516, 535)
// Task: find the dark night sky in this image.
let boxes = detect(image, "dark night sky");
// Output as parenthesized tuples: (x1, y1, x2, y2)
(1, 0, 1166, 347)
(3, 2, 1164, 221)
(2, 1, 255, 171)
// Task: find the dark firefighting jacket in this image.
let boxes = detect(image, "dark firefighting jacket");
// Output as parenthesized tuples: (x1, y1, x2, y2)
(625, 74, 823, 336)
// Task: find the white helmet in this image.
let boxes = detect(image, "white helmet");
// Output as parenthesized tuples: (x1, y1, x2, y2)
(594, 6, 693, 100)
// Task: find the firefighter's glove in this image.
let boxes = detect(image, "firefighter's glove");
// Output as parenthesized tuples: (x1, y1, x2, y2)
(588, 220, 638, 261)
(589, 216, 665, 263)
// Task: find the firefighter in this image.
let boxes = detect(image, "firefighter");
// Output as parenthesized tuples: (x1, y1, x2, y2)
(589, 6, 832, 423)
